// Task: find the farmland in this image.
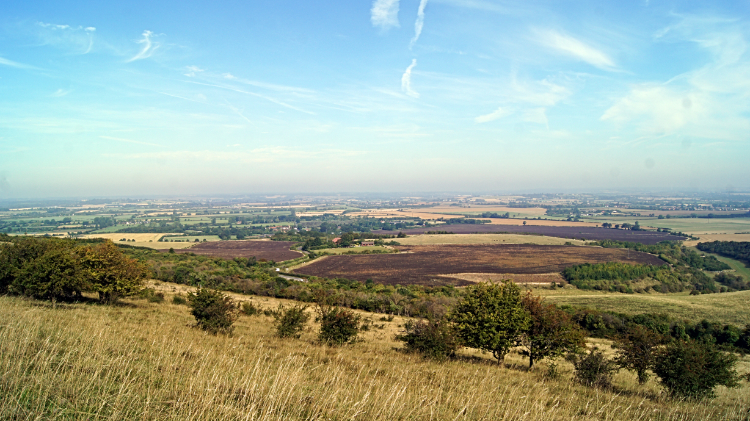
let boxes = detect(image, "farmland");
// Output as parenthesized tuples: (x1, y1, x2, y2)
(377, 224, 686, 244)
(173, 240, 302, 261)
(81, 233, 197, 249)
(294, 244, 665, 286)
(394, 233, 589, 246)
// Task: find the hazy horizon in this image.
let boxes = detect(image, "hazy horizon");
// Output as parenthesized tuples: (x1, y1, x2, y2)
(2, 0, 749, 198)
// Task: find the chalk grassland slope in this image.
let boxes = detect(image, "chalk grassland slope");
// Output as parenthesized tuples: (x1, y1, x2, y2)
(378, 225, 686, 245)
(394, 233, 588, 246)
(82, 233, 196, 249)
(174, 240, 302, 261)
(541, 289, 750, 327)
(294, 244, 665, 286)
(2, 293, 748, 420)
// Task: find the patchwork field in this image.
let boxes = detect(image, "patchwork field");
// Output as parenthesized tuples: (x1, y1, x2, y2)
(377, 224, 686, 244)
(684, 233, 750, 247)
(394, 233, 589, 246)
(173, 240, 303, 261)
(294, 244, 665, 286)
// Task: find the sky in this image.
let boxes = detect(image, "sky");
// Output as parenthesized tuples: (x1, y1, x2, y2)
(1, 0, 749, 198)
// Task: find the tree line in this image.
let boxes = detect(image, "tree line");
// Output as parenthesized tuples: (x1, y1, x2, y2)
(0, 235, 147, 304)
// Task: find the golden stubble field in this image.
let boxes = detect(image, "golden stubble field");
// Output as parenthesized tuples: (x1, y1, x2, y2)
(81, 233, 196, 249)
(2, 283, 748, 420)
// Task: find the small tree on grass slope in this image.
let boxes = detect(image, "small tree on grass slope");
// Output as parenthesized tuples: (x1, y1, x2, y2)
(653, 338, 740, 399)
(519, 293, 585, 369)
(317, 305, 361, 345)
(614, 325, 664, 385)
(451, 280, 530, 363)
(188, 287, 238, 334)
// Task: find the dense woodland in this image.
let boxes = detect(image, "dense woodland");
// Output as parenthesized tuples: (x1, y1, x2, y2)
(697, 241, 750, 266)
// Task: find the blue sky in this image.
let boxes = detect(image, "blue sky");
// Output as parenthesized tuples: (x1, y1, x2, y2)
(1, 0, 749, 198)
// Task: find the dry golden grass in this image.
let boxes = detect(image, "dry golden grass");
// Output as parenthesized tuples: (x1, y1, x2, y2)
(418, 205, 549, 216)
(539, 289, 750, 327)
(444, 272, 566, 285)
(683, 233, 750, 247)
(2, 288, 749, 420)
(395, 233, 589, 246)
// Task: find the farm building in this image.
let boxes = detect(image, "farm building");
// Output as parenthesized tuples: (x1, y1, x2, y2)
(360, 241, 375, 246)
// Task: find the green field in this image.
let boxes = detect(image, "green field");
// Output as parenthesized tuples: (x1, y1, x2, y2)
(583, 215, 750, 235)
(538, 289, 750, 326)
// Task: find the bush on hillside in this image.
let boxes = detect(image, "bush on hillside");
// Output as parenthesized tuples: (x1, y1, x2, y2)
(240, 301, 259, 316)
(396, 318, 461, 361)
(573, 348, 618, 389)
(653, 339, 740, 399)
(188, 288, 238, 334)
(273, 304, 310, 339)
(614, 325, 664, 385)
(316, 305, 361, 345)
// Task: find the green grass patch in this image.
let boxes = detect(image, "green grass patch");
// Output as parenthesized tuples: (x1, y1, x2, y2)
(541, 290, 750, 327)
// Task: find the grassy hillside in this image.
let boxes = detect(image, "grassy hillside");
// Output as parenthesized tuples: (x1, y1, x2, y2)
(536, 289, 750, 327)
(2, 287, 749, 420)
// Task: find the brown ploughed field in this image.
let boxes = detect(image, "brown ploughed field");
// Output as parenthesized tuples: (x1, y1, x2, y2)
(172, 240, 302, 261)
(294, 244, 665, 286)
(375, 224, 685, 244)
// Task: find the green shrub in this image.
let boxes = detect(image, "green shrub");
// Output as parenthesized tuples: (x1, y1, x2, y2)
(653, 339, 740, 399)
(188, 288, 238, 334)
(273, 304, 310, 339)
(396, 318, 461, 361)
(573, 348, 618, 389)
(138, 288, 165, 303)
(317, 306, 361, 345)
(172, 294, 188, 305)
(240, 301, 259, 316)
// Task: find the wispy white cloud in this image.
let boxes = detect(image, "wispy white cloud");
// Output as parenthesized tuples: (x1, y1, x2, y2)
(371, 0, 400, 29)
(184, 65, 204, 77)
(602, 15, 750, 141)
(35, 22, 96, 54)
(0, 56, 38, 70)
(104, 147, 368, 163)
(185, 80, 316, 115)
(523, 107, 549, 129)
(127, 30, 157, 62)
(401, 59, 419, 98)
(536, 29, 616, 70)
(100, 135, 162, 147)
(51, 89, 72, 97)
(410, 0, 429, 48)
(475, 106, 512, 123)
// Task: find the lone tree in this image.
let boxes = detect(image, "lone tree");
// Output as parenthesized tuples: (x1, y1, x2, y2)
(451, 280, 530, 363)
(614, 325, 664, 385)
(188, 287, 238, 334)
(653, 339, 740, 399)
(79, 241, 149, 304)
(519, 293, 585, 368)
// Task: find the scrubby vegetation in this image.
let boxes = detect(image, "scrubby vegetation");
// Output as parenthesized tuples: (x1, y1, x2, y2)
(0, 235, 148, 303)
(563, 240, 744, 293)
